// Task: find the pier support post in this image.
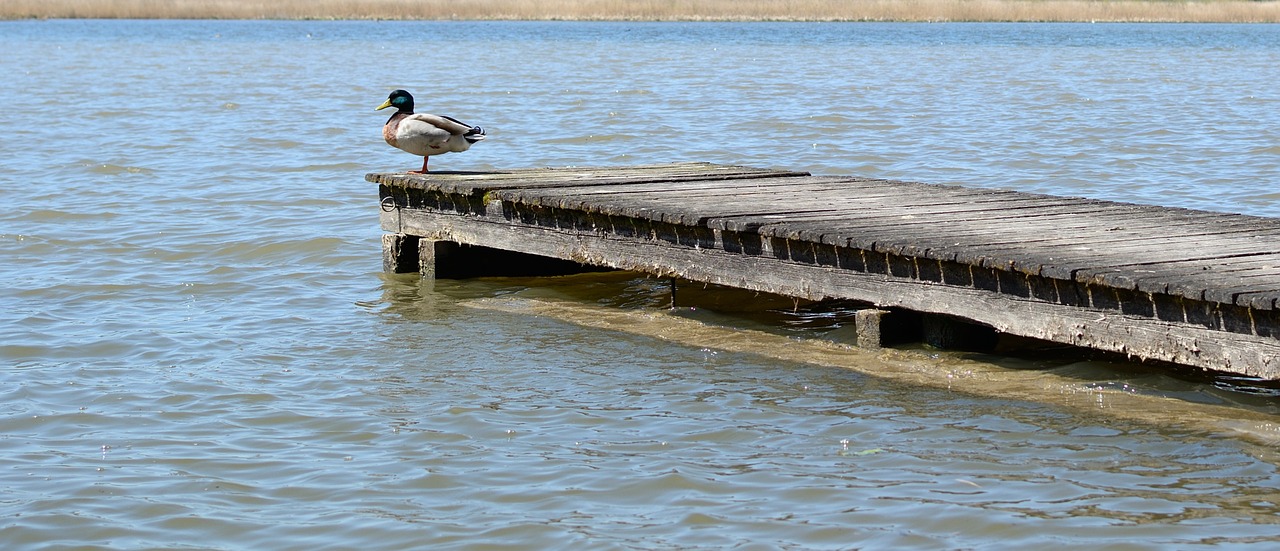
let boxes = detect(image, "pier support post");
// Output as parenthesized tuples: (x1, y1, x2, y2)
(418, 239, 463, 279)
(855, 309, 891, 349)
(852, 308, 923, 349)
(382, 233, 421, 273)
(922, 314, 999, 353)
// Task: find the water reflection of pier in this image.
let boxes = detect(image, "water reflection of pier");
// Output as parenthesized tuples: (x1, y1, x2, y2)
(369, 163, 1280, 379)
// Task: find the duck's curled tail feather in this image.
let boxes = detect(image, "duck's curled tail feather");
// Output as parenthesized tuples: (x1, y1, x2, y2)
(439, 114, 486, 144)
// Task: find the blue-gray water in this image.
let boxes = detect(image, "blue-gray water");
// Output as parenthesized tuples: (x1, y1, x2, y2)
(2, 20, 1280, 549)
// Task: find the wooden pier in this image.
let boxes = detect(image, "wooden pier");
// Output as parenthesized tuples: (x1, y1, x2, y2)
(369, 162, 1280, 379)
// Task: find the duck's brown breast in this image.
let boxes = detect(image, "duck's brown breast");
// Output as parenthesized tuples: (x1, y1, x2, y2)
(382, 113, 404, 146)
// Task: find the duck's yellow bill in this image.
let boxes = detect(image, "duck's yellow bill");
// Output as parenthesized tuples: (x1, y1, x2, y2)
(376, 99, 393, 110)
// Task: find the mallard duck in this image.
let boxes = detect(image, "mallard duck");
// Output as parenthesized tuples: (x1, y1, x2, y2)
(376, 89, 486, 173)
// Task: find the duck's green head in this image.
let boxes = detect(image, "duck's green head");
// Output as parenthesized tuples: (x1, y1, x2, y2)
(376, 89, 414, 112)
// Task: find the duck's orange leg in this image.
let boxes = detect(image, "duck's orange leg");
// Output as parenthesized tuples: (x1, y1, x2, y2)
(408, 156, 429, 174)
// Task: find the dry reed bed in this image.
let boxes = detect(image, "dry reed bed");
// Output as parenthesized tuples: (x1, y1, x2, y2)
(4, 0, 1280, 22)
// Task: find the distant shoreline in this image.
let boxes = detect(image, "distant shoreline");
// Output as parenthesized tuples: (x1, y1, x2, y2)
(3, 0, 1279, 23)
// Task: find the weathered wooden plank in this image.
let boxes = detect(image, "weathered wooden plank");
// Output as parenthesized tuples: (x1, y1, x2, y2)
(491, 175, 858, 199)
(760, 210, 1254, 253)
(497, 176, 859, 212)
(489, 174, 1106, 223)
(367, 163, 809, 195)
(924, 227, 1280, 268)
(1080, 256, 1280, 303)
(946, 235, 1280, 275)
(1235, 290, 1280, 311)
(711, 201, 1146, 233)
(657, 193, 1085, 223)
(790, 210, 1274, 255)
(575, 188, 1103, 227)
(720, 201, 1256, 240)
(643, 215, 1270, 283)
(755, 204, 1255, 237)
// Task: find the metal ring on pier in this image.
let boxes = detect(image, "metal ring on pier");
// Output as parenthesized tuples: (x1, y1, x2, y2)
(380, 196, 399, 212)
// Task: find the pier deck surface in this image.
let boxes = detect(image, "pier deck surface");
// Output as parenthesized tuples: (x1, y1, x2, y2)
(369, 163, 1280, 379)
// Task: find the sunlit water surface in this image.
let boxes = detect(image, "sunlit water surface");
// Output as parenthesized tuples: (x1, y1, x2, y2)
(2, 20, 1280, 549)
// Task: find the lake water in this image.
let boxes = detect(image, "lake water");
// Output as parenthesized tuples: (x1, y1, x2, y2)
(3, 19, 1280, 549)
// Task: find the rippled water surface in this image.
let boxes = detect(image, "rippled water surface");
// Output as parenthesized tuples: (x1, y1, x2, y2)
(2, 20, 1280, 549)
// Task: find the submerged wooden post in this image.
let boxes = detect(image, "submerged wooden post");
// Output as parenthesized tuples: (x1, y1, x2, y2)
(382, 233, 419, 273)
(854, 308, 924, 349)
(855, 309, 891, 349)
(418, 239, 462, 279)
(922, 314, 1000, 352)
